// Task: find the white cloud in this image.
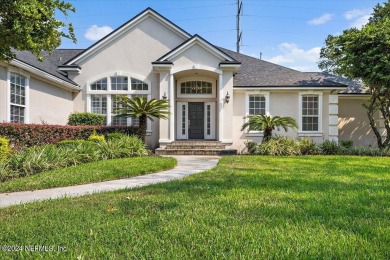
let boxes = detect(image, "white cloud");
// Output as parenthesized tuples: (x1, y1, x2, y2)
(264, 43, 321, 72)
(344, 9, 371, 28)
(84, 25, 113, 41)
(308, 13, 333, 25)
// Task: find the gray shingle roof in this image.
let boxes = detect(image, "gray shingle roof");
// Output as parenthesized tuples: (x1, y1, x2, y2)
(305, 72, 368, 94)
(219, 47, 346, 88)
(13, 49, 83, 86)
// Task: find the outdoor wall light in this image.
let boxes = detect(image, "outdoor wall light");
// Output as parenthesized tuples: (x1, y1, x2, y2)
(225, 92, 230, 104)
(162, 92, 167, 100)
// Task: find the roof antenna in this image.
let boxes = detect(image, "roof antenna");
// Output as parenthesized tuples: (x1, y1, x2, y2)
(236, 0, 243, 53)
(260, 52, 262, 60)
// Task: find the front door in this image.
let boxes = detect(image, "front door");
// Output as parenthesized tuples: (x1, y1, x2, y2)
(188, 102, 204, 139)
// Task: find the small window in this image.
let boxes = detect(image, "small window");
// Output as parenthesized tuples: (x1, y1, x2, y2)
(90, 78, 107, 91)
(180, 81, 212, 94)
(10, 72, 27, 123)
(248, 95, 266, 116)
(131, 78, 148, 90)
(302, 95, 319, 131)
(111, 76, 128, 91)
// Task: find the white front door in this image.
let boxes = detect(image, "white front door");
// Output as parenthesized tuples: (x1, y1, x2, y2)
(176, 102, 216, 140)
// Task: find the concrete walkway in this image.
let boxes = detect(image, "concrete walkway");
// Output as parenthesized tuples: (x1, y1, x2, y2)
(0, 156, 220, 208)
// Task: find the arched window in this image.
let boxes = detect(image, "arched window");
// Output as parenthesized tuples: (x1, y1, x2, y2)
(180, 81, 212, 94)
(87, 75, 150, 127)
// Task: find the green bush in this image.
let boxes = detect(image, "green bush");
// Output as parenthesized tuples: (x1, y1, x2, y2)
(0, 136, 10, 161)
(340, 140, 353, 149)
(67, 112, 105, 126)
(88, 130, 106, 143)
(244, 141, 257, 155)
(257, 137, 301, 156)
(0, 123, 139, 149)
(98, 135, 149, 159)
(57, 139, 95, 147)
(0, 135, 149, 181)
(106, 132, 126, 141)
(319, 140, 341, 155)
(299, 138, 319, 155)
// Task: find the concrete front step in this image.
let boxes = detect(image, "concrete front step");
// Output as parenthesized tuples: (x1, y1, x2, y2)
(155, 149, 237, 156)
(166, 145, 226, 150)
(155, 140, 237, 156)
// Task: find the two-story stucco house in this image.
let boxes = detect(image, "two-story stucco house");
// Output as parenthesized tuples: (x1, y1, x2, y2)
(0, 8, 379, 154)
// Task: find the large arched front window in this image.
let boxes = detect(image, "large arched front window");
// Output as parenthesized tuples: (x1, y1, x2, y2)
(87, 74, 150, 127)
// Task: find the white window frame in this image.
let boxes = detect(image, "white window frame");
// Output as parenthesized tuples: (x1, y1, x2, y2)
(7, 70, 30, 123)
(298, 91, 323, 136)
(86, 72, 151, 133)
(244, 91, 270, 136)
(176, 76, 216, 99)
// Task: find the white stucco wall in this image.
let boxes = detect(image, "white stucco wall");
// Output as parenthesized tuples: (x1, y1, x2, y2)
(29, 77, 74, 125)
(338, 96, 380, 147)
(233, 90, 334, 153)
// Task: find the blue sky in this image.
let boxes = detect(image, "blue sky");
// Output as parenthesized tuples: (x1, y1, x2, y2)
(58, 0, 382, 72)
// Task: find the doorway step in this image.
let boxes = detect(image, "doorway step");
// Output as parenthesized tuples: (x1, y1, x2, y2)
(155, 141, 237, 155)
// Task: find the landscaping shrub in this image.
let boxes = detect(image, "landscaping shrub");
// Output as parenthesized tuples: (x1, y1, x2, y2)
(57, 139, 95, 147)
(106, 132, 126, 141)
(67, 112, 105, 126)
(0, 136, 10, 161)
(244, 141, 257, 154)
(0, 123, 139, 149)
(98, 135, 149, 159)
(0, 135, 149, 181)
(298, 138, 319, 155)
(319, 140, 341, 155)
(257, 137, 301, 156)
(340, 140, 353, 149)
(88, 130, 106, 143)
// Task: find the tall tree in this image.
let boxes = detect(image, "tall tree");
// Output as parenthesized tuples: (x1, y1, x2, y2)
(0, 0, 76, 61)
(116, 97, 170, 143)
(241, 115, 298, 143)
(319, 2, 390, 148)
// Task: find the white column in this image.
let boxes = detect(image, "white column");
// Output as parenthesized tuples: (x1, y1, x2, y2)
(218, 73, 224, 141)
(169, 74, 175, 141)
(329, 94, 339, 142)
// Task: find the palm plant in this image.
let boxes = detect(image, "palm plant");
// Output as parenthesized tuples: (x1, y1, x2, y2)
(241, 114, 298, 143)
(116, 97, 169, 143)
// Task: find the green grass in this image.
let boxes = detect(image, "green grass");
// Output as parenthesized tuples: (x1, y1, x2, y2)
(0, 156, 389, 259)
(0, 156, 176, 193)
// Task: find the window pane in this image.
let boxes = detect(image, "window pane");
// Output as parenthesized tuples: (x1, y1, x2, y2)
(248, 95, 266, 115)
(131, 78, 148, 91)
(90, 78, 107, 90)
(180, 81, 212, 94)
(111, 76, 128, 91)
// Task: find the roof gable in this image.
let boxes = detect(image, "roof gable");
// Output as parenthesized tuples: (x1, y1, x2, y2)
(156, 34, 239, 63)
(65, 8, 192, 65)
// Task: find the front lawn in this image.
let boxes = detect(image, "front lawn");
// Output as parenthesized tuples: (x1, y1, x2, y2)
(0, 156, 176, 193)
(0, 156, 389, 259)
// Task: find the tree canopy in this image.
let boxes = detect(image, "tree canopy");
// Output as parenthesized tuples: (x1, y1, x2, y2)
(319, 1, 390, 148)
(0, 0, 76, 61)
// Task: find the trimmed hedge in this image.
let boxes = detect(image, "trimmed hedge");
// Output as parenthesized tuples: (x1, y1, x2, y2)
(0, 123, 139, 150)
(67, 112, 105, 126)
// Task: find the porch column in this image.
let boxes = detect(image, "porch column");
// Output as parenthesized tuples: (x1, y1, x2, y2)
(329, 94, 339, 142)
(218, 73, 224, 142)
(169, 74, 175, 142)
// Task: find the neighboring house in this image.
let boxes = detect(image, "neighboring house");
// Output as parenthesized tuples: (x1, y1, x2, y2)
(0, 8, 381, 152)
